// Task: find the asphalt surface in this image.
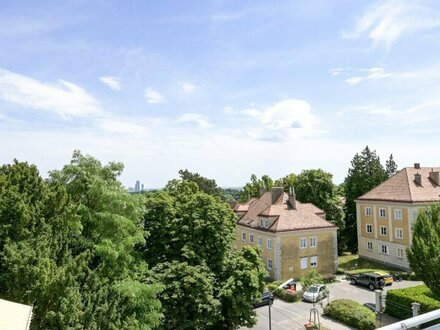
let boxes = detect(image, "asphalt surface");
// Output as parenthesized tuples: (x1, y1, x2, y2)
(242, 277, 423, 330)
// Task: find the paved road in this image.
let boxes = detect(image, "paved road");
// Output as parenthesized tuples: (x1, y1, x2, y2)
(243, 278, 423, 330)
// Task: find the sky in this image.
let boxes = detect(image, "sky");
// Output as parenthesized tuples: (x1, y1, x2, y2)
(1, 0, 440, 189)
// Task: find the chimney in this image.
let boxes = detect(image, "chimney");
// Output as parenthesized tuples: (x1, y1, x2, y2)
(429, 169, 440, 186)
(271, 187, 284, 204)
(414, 172, 422, 186)
(414, 163, 421, 169)
(288, 186, 297, 209)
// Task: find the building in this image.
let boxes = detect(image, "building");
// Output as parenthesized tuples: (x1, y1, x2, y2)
(0, 298, 33, 330)
(234, 187, 338, 280)
(356, 163, 440, 270)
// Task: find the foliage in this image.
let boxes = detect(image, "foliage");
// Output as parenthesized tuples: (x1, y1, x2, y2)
(324, 299, 375, 330)
(220, 187, 242, 202)
(142, 180, 266, 329)
(385, 285, 440, 322)
(266, 281, 302, 303)
(338, 254, 399, 273)
(407, 204, 440, 296)
(274, 173, 297, 192)
(323, 274, 337, 283)
(173, 169, 223, 198)
(385, 153, 398, 177)
(0, 152, 162, 329)
(300, 270, 324, 290)
(343, 146, 387, 252)
(240, 174, 273, 202)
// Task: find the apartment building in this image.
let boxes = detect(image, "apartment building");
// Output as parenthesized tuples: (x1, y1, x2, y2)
(356, 163, 440, 270)
(234, 187, 338, 280)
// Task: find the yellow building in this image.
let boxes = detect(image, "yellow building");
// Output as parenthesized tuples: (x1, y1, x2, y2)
(356, 163, 440, 271)
(234, 187, 338, 280)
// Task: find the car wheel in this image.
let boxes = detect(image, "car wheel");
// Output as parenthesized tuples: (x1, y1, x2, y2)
(369, 284, 375, 291)
(351, 278, 356, 285)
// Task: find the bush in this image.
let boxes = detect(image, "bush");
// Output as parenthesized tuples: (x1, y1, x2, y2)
(266, 281, 302, 303)
(324, 299, 375, 330)
(385, 285, 440, 324)
(301, 270, 324, 290)
(323, 274, 336, 283)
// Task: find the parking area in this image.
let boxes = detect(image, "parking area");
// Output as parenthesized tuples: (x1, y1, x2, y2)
(243, 278, 423, 330)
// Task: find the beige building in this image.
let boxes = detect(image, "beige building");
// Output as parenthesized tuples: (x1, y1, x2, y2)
(234, 187, 338, 280)
(356, 163, 440, 271)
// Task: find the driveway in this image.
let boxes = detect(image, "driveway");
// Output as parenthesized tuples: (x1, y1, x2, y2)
(243, 278, 423, 330)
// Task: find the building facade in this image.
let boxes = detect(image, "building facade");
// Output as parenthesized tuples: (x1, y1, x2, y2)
(234, 187, 338, 280)
(356, 164, 440, 270)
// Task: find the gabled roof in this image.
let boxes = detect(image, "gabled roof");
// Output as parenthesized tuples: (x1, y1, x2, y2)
(357, 166, 440, 203)
(234, 190, 335, 232)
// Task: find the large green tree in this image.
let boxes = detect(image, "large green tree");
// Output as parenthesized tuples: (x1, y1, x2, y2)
(343, 146, 387, 252)
(142, 180, 266, 329)
(407, 204, 440, 296)
(240, 174, 273, 202)
(385, 153, 398, 177)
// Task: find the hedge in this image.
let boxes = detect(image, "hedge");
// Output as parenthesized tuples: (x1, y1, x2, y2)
(266, 281, 302, 303)
(324, 299, 375, 330)
(385, 285, 440, 325)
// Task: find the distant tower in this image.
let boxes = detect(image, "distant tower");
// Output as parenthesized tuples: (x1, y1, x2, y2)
(141, 183, 144, 191)
(135, 180, 140, 192)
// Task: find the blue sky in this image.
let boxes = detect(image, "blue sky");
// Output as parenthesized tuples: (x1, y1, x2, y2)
(1, 0, 440, 188)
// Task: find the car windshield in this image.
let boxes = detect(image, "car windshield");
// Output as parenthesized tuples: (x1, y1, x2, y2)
(307, 287, 319, 293)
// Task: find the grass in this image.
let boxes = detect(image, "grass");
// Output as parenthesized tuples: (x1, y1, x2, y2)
(338, 253, 400, 273)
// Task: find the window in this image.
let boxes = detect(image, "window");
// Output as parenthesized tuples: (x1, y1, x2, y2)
(300, 257, 308, 269)
(365, 207, 372, 216)
(242, 232, 246, 241)
(310, 256, 318, 268)
(310, 237, 317, 248)
(366, 224, 373, 234)
(258, 236, 262, 247)
(259, 219, 268, 228)
(397, 248, 404, 258)
(381, 245, 388, 254)
(394, 209, 402, 220)
(249, 233, 254, 244)
(379, 208, 386, 218)
(367, 241, 373, 251)
(380, 226, 387, 236)
(300, 238, 307, 249)
(267, 238, 272, 250)
(267, 258, 273, 270)
(395, 228, 403, 239)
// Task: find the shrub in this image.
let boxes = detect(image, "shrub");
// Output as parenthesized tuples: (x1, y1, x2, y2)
(301, 270, 324, 290)
(323, 274, 336, 283)
(324, 299, 375, 330)
(385, 285, 440, 324)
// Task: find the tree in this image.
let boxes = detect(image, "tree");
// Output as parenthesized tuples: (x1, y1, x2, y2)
(343, 146, 387, 253)
(175, 169, 222, 197)
(385, 154, 398, 177)
(142, 180, 266, 329)
(240, 174, 273, 202)
(274, 173, 297, 192)
(407, 204, 440, 296)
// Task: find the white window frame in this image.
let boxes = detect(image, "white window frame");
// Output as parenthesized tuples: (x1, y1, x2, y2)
(258, 236, 262, 247)
(242, 232, 246, 241)
(310, 256, 318, 268)
(310, 236, 317, 248)
(267, 238, 272, 250)
(394, 209, 402, 220)
(397, 248, 404, 258)
(267, 258, 273, 270)
(365, 207, 371, 217)
(300, 237, 307, 249)
(395, 228, 403, 240)
(366, 224, 373, 234)
(380, 226, 387, 236)
(249, 233, 254, 244)
(300, 257, 308, 269)
(381, 244, 388, 254)
(379, 208, 386, 218)
(367, 241, 373, 251)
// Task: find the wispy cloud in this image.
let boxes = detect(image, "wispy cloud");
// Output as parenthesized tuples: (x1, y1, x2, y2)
(181, 82, 195, 93)
(331, 66, 420, 85)
(0, 68, 101, 118)
(97, 118, 146, 134)
(342, 0, 440, 48)
(99, 76, 121, 91)
(177, 113, 211, 128)
(145, 88, 165, 104)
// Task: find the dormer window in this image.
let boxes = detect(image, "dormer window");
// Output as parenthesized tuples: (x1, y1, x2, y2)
(259, 218, 269, 228)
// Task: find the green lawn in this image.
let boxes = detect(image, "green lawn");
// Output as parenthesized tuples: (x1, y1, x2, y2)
(338, 254, 400, 273)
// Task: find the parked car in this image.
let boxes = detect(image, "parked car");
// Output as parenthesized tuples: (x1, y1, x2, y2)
(363, 302, 376, 312)
(374, 271, 393, 286)
(350, 272, 385, 291)
(302, 284, 329, 303)
(253, 291, 274, 309)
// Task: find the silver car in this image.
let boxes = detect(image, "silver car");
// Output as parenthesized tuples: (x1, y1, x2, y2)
(302, 284, 329, 303)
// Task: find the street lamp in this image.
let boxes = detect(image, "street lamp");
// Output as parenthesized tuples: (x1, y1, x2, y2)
(268, 278, 293, 330)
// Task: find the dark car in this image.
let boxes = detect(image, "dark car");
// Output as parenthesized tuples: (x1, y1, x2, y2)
(350, 272, 385, 291)
(253, 291, 274, 309)
(363, 303, 376, 312)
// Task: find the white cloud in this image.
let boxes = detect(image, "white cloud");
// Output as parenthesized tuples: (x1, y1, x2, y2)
(99, 76, 121, 91)
(342, 0, 440, 48)
(181, 82, 195, 93)
(340, 66, 419, 85)
(177, 113, 211, 128)
(0, 68, 101, 118)
(97, 118, 146, 134)
(145, 88, 165, 104)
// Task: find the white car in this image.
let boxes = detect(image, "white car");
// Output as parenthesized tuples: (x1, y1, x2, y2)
(302, 284, 329, 303)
